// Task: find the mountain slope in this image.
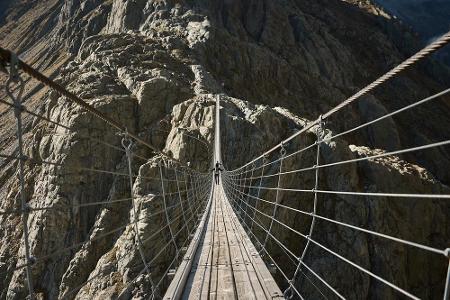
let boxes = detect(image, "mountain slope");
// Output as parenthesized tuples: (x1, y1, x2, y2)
(0, 1, 449, 299)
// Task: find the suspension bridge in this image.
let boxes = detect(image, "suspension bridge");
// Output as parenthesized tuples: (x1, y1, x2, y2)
(0, 30, 450, 300)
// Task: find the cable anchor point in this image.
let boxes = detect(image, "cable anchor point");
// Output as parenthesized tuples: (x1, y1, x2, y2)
(444, 248, 450, 258)
(120, 128, 133, 152)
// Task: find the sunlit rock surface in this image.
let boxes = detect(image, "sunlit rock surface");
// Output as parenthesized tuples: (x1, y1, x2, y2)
(0, 0, 449, 299)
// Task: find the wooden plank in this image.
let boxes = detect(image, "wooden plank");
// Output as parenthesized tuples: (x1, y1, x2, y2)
(181, 186, 217, 300)
(220, 187, 267, 300)
(220, 185, 284, 299)
(164, 182, 214, 300)
(216, 192, 237, 299)
(209, 197, 219, 299)
(172, 96, 284, 300)
(230, 265, 262, 300)
(179, 183, 284, 300)
(216, 264, 235, 299)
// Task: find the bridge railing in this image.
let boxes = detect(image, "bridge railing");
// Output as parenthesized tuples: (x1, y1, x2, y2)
(1, 27, 450, 300)
(0, 49, 211, 299)
(222, 30, 450, 300)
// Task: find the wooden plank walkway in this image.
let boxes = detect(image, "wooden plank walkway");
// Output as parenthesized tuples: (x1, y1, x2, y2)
(164, 182, 284, 300)
(163, 96, 283, 300)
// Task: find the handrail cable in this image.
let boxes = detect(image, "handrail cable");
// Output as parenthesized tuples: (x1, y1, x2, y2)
(0, 98, 153, 161)
(221, 178, 330, 299)
(61, 187, 208, 299)
(229, 183, 446, 256)
(234, 31, 450, 172)
(0, 47, 191, 169)
(0, 188, 205, 278)
(229, 87, 450, 177)
(0, 153, 190, 183)
(222, 174, 337, 300)
(119, 182, 209, 299)
(226, 184, 417, 299)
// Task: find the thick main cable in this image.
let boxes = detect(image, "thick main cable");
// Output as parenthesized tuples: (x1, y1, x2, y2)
(235, 31, 450, 172)
(0, 47, 191, 169)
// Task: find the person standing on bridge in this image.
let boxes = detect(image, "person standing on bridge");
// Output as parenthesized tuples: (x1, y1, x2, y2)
(213, 161, 223, 184)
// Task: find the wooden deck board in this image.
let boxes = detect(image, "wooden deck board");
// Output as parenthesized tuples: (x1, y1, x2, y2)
(221, 189, 268, 300)
(174, 183, 283, 300)
(166, 97, 283, 300)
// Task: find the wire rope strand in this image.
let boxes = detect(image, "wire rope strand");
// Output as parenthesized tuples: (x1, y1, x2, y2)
(286, 116, 323, 299)
(121, 135, 156, 293)
(175, 168, 190, 235)
(234, 30, 450, 172)
(6, 54, 36, 299)
(261, 144, 286, 252)
(159, 161, 178, 255)
(231, 185, 422, 299)
(230, 183, 446, 255)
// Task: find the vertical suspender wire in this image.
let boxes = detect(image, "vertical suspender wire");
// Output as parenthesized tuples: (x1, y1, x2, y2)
(261, 144, 286, 252)
(202, 175, 211, 204)
(227, 173, 237, 208)
(444, 249, 450, 300)
(191, 174, 199, 216)
(191, 174, 202, 218)
(231, 173, 239, 212)
(7, 53, 35, 300)
(251, 156, 267, 232)
(226, 173, 236, 205)
(159, 162, 179, 257)
(238, 166, 247, 211)
(233, 171, 240, 206)
(183, 170, 195, 226)
(206, 175, 212, 201)
(284, 116, 323, 299)
(190, 174, 199, 209)
(243, 163, 255, 226)
(122, 135, 156, 298)
(201, 175, 207, 209)
(237, 165, 248, 216)
(195, 174, 204, 218)
(175, 168, 189, 235)
(233, 169, 241, 210)
(229, 172, 237, 209)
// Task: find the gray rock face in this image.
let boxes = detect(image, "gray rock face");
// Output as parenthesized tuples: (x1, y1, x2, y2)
(0, 0, 449, 299)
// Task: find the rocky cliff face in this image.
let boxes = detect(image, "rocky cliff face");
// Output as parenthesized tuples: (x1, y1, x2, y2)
(0, 0, 449, 299)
